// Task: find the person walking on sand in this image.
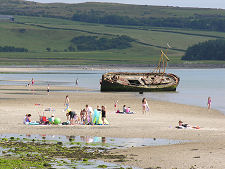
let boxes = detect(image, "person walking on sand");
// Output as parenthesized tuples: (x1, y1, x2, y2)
(207, 96, 212, 110)
(64, 95, 70, 111)
(47, 84, 50, 95)
(142, 98, 149, 115)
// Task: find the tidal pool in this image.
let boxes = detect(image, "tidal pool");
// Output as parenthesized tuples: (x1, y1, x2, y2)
(0, 134, 189, 169)
(0, 134, 188, 149)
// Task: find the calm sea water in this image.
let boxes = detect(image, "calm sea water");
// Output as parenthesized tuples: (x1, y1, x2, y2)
(0, 68, 224, 114)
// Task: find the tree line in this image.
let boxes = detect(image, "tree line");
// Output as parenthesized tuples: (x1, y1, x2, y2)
(70, 35, 134, 51)
(72, 13, 225, 32)
(0, 46, 28, 52)
(182, 39, 225, 61)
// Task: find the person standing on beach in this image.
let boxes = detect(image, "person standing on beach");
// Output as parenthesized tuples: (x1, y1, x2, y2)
(64, 95, 70, 111)
(31, 78, 34, 86)
(114, 100, 118, 112)
(85, 104, 93, 124)
(101, 105, 106, 124)
(75, 78, 78, 87)
(207, 97, 212, 110)
(142, 98, 149, 115)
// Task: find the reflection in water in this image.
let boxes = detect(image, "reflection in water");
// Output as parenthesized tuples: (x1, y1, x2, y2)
(26, 134, 31, 137)
(102, 137, 106, 144)
(0, 133, 189, 149)
(80, 136, 106, 145)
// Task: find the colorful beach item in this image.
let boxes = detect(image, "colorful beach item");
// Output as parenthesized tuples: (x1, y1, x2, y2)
(92, 109, 109, 125)
(54, 118, 61, 125)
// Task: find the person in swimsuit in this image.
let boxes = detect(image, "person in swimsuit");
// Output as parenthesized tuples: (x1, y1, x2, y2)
(85, 104, 93, 124)
(80, 109, 86, 124)
(24, 114, 32, 124)
(101, 106, 106, 124)
(207, 97, 212, 110)
(142, 98, 149, 115)
(114, 100, 118, 111)
(31, 78, 34, 85)
(68, 110, 76, 125)
(64, 95, 70, 111)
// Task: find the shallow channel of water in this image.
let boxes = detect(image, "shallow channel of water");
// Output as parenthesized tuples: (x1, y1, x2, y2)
(0, 134, 188, 149)
(0, 134, 189, 169)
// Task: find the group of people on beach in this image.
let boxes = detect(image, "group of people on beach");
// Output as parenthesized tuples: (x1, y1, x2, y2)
(64, 95, 107, 125)
(114, 98, 150, 115)
(26, 78, 35, 87)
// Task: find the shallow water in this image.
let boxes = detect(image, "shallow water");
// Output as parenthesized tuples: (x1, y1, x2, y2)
(0, 68, 225, 114)
(0, 133, 188, 169)
(51, 159, 141, 169)
(0, 134, 144, 169)
(0, 134, 188, 149)
(144, 69, 225, 114)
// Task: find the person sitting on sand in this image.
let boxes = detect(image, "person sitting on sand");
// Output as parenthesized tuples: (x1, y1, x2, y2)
(47, 114, 55, 124)
(23, 114, 28, 124)
(24, 114, 32, 124)
(123, 105, 127, 113)
(176, 120, 190, 129)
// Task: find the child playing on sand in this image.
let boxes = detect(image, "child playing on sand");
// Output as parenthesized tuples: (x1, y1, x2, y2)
(80, 109, 86, 124)
(68, 110, 76, 125)
(142, 98, 149, 115)
(85, 104, 93, 124)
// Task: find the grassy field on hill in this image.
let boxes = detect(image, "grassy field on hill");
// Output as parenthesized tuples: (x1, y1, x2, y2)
(1, 15, 225, 65)
(1, 0, 225, 19)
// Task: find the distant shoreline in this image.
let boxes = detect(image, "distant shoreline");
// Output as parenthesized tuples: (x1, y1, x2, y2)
(0, 63, 225, 71)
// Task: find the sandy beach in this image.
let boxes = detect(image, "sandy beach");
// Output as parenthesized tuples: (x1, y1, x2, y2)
(0, 68, 225, 169)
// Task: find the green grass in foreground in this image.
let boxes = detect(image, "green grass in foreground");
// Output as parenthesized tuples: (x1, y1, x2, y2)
(0, 15, 225, 65)
(0, 158, 48, 168)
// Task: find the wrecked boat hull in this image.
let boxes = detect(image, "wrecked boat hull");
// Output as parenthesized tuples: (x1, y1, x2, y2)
(100, 72, 180, 92)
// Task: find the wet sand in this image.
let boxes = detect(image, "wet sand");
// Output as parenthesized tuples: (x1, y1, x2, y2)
(0, 83, 225, 168)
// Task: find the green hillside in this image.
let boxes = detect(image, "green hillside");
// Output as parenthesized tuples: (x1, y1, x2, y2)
(0, 0, 225, 66)
(1, 0, 225, 19)
(0, 15, 225, 65)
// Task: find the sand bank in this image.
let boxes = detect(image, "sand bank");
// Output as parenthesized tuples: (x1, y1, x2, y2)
(0, 85, 224, 169)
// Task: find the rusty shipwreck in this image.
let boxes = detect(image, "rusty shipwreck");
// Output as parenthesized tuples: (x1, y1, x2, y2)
(100, 50, 180, 92)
